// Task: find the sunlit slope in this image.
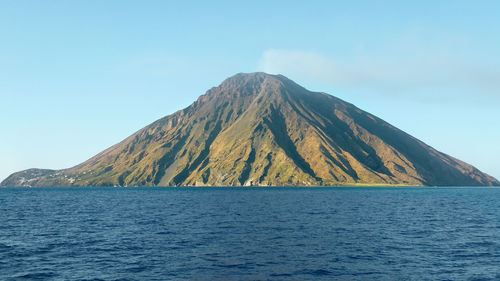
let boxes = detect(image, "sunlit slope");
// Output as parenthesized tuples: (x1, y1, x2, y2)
(2, 73, 498, 186)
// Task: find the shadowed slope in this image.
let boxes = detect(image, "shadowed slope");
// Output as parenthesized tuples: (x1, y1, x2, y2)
(2, 72, 498, 187)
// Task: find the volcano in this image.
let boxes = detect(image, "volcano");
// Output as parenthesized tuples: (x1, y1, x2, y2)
(2, 73, 498, 187)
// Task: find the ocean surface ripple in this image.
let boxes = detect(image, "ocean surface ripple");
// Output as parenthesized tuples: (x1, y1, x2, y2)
(1, 187, 500, 280)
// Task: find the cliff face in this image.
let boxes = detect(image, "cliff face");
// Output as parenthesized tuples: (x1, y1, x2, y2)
(2, 73, 498, 187)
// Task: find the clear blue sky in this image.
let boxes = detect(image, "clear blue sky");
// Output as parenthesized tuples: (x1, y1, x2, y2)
(1, 0, 499, 181)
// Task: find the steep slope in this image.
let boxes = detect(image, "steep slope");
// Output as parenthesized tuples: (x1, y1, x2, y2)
(2, 72, 498, 187)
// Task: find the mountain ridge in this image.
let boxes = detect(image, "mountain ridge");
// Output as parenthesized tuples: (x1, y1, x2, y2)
(2, 72, 498, 187)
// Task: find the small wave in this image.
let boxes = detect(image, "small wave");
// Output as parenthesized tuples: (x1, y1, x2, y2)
(0, 242, 12, 250)
(295, 269, 332, 276)
(461, 241, 497, 248)
(216, 263, 250, 269)
(125, 266, 149, 273)
(13, 271, 58, 280)
(269, 272, 294, 277)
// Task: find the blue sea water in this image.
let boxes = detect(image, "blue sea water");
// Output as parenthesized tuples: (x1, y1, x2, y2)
(1, 187, 500, 280)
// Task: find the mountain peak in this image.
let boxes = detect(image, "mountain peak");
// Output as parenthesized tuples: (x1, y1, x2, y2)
(218, 72, 277, 90)
(223, 72, 281, 82)
(212, 72, 311, 103)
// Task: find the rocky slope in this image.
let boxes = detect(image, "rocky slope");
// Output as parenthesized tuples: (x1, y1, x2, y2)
(2, 73, 498, 187)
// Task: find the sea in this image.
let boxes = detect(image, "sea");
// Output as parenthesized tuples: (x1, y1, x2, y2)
(1, 187, 499, 280)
